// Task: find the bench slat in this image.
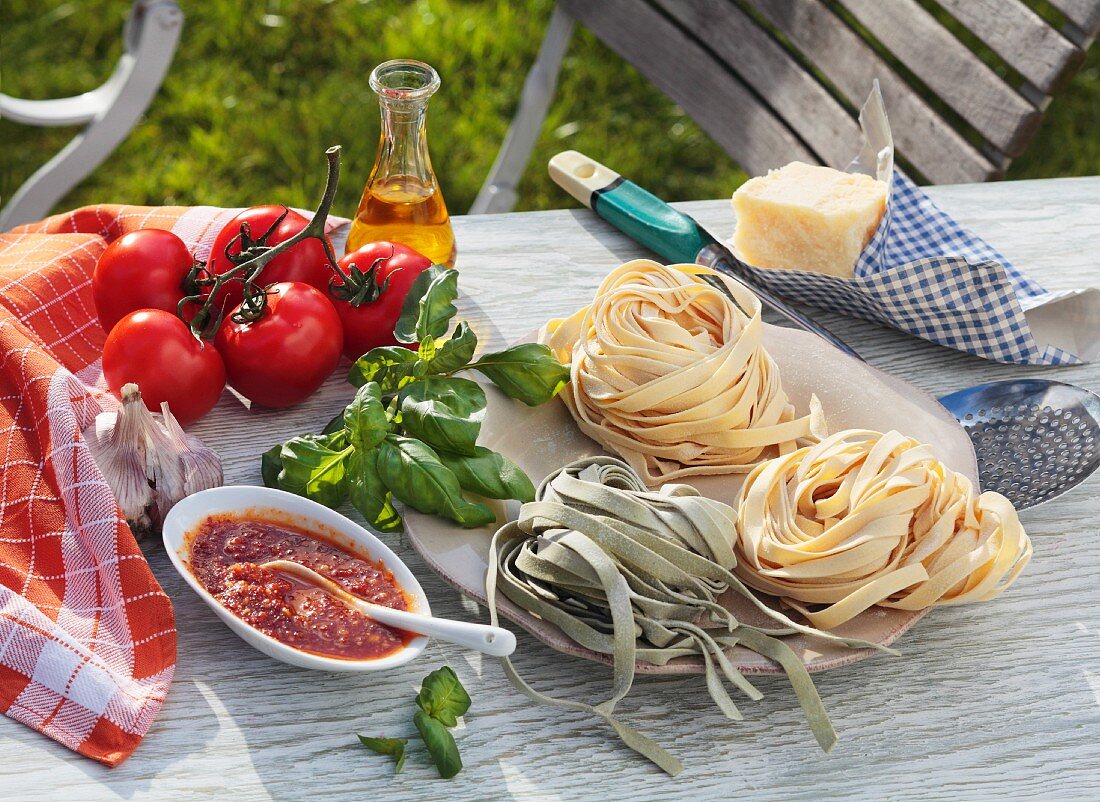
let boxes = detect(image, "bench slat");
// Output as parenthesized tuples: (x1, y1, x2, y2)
(935, 0, 1085, 94)
(748, 0, 999, 182)
(560, 0, 817, 177)
(838, 0, 1042, 156)
(1048, 0, 1100, 39)
(654, 0, 862, 170)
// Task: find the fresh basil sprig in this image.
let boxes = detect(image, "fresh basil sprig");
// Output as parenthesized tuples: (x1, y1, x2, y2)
(262, 266, 568, 532)
(358, 666, 471, 779)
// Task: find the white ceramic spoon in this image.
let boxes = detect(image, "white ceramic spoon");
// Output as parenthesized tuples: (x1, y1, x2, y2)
(262, 559, 517, 658)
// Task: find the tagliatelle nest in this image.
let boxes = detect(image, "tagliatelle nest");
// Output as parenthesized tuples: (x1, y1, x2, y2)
(734, 429, 1032, 629)
(540, 260, 823, 486)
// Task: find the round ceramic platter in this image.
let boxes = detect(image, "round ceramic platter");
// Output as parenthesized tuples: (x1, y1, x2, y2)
(403, 324, 978, 675)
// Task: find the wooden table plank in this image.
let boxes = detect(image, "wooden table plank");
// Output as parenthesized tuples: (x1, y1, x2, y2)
(3, 177, 1099, 801)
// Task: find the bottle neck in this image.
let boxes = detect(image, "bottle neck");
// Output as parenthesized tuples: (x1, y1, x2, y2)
(370, 97, 436, 192)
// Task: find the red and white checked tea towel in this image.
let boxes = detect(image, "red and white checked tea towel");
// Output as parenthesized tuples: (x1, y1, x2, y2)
(0, 204, 343, 766)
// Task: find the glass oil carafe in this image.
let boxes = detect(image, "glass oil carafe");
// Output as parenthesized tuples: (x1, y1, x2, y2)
(346, 59, 456, 266)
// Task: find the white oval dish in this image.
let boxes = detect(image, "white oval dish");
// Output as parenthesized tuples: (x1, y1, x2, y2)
(162, 485, 431, 672)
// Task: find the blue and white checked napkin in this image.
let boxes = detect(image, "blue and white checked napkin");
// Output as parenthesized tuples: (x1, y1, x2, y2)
(734, 84, 1100, 366)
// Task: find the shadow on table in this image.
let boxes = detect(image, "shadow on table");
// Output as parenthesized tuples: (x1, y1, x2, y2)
(30, 673, 223, 800)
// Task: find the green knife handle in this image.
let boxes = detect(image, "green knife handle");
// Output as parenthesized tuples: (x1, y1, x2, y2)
(548, 151, 710, 264)
(594, 179, 711, 264)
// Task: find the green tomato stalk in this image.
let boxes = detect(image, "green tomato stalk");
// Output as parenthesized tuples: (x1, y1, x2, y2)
(179, 145, 345, 338)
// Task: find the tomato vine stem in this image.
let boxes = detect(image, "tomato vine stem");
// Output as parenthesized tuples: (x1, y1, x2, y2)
(179, 145, 344, 338)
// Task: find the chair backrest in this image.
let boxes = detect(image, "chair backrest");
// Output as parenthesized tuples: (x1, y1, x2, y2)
(558, 0, 1099, 183)
(0, 0, 182, 230)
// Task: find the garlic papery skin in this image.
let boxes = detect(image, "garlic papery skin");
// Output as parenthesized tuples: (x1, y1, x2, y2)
(85, 389, 159, 538)
(82, 383, 223, 540)
(157, 400, 223, 511)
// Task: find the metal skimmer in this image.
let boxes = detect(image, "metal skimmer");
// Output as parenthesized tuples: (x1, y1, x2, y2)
(937, 379, 1100, 510)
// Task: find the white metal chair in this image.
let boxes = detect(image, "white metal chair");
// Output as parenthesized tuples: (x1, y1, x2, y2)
(0, 0, 184, 230)
(470, 6, 575, 215)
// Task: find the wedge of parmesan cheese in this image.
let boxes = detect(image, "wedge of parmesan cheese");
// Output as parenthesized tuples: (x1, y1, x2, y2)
(732, 162, 887, 278)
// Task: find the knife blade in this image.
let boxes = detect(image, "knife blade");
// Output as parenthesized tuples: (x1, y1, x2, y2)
(548, 150, 861, 361)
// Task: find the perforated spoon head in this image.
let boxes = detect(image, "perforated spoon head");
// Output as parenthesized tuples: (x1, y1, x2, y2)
(938, 379, 1100, 510)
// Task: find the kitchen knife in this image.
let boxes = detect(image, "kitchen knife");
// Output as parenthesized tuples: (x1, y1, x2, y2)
(548, 150, 861, 360)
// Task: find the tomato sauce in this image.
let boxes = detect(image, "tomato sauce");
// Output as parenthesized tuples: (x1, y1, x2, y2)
(187, 514, 413, 660)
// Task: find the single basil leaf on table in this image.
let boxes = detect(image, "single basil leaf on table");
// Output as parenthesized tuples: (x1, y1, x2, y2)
(395, 265, 458, 344)
(375, 435, 495, 528)
(414, 710, 463, 779)
(356, 735, 408, 774)
(344, 381, 390, 450)
(439, 446, 535, 502)
(347, 449, 403, 533)
(348, 346, 424, 394)
(416, 665, 471, 727)
(426, 321, 478, 374)
(260, 444, 283, 488)
(277, 433, 352, 508)
(467, 343, 570, 406)
(398, 376, 486, 457)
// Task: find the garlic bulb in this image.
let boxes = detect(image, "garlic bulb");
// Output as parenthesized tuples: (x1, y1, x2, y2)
(84, 384, 222, 539)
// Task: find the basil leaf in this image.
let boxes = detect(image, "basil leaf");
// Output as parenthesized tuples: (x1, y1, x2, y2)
(414, 710, 462, 779)
(467, 343, 570, 406)
(347, 450, 403, 533)
(356, 735, 408, 774)
(348, 346, 424, 394)
(395, 265, 458, 344)
(416, 666, 471, 727)
(260, 444, 283, 488)
(344, 382, 390, 450)
(277, 434, 351, 508)
(427, 321, 477, 374)
(399, 377, 486, 457)
(417, 336, 438, 363)
(439, 446, 535, 502)
(375, 435, 495, 528)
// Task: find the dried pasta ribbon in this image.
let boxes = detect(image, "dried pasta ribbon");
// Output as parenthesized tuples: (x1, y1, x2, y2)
(540, 260, 823, 486)
(734, 429, 1033, 630)
(487, 456, 888, 775)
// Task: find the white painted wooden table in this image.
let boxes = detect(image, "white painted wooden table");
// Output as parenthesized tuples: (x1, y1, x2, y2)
(4, 178, 1099, 801)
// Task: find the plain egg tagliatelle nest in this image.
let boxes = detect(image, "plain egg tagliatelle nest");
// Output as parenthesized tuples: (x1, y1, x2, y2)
(540, 260, 824, 485)
(733, 429, 1032, 629)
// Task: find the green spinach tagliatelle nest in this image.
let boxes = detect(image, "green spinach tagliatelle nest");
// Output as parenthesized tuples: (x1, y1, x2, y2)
(487, 456, 888, 776)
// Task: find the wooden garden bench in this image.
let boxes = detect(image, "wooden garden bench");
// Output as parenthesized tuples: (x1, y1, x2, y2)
(473, 0, 1100, 212)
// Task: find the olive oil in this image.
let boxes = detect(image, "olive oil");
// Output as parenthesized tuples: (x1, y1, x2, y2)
(346, 60, 456, 267)
(347, 175, 456, 266)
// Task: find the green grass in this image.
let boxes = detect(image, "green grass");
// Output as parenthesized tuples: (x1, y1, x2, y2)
(2, 0, 1098, 220)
